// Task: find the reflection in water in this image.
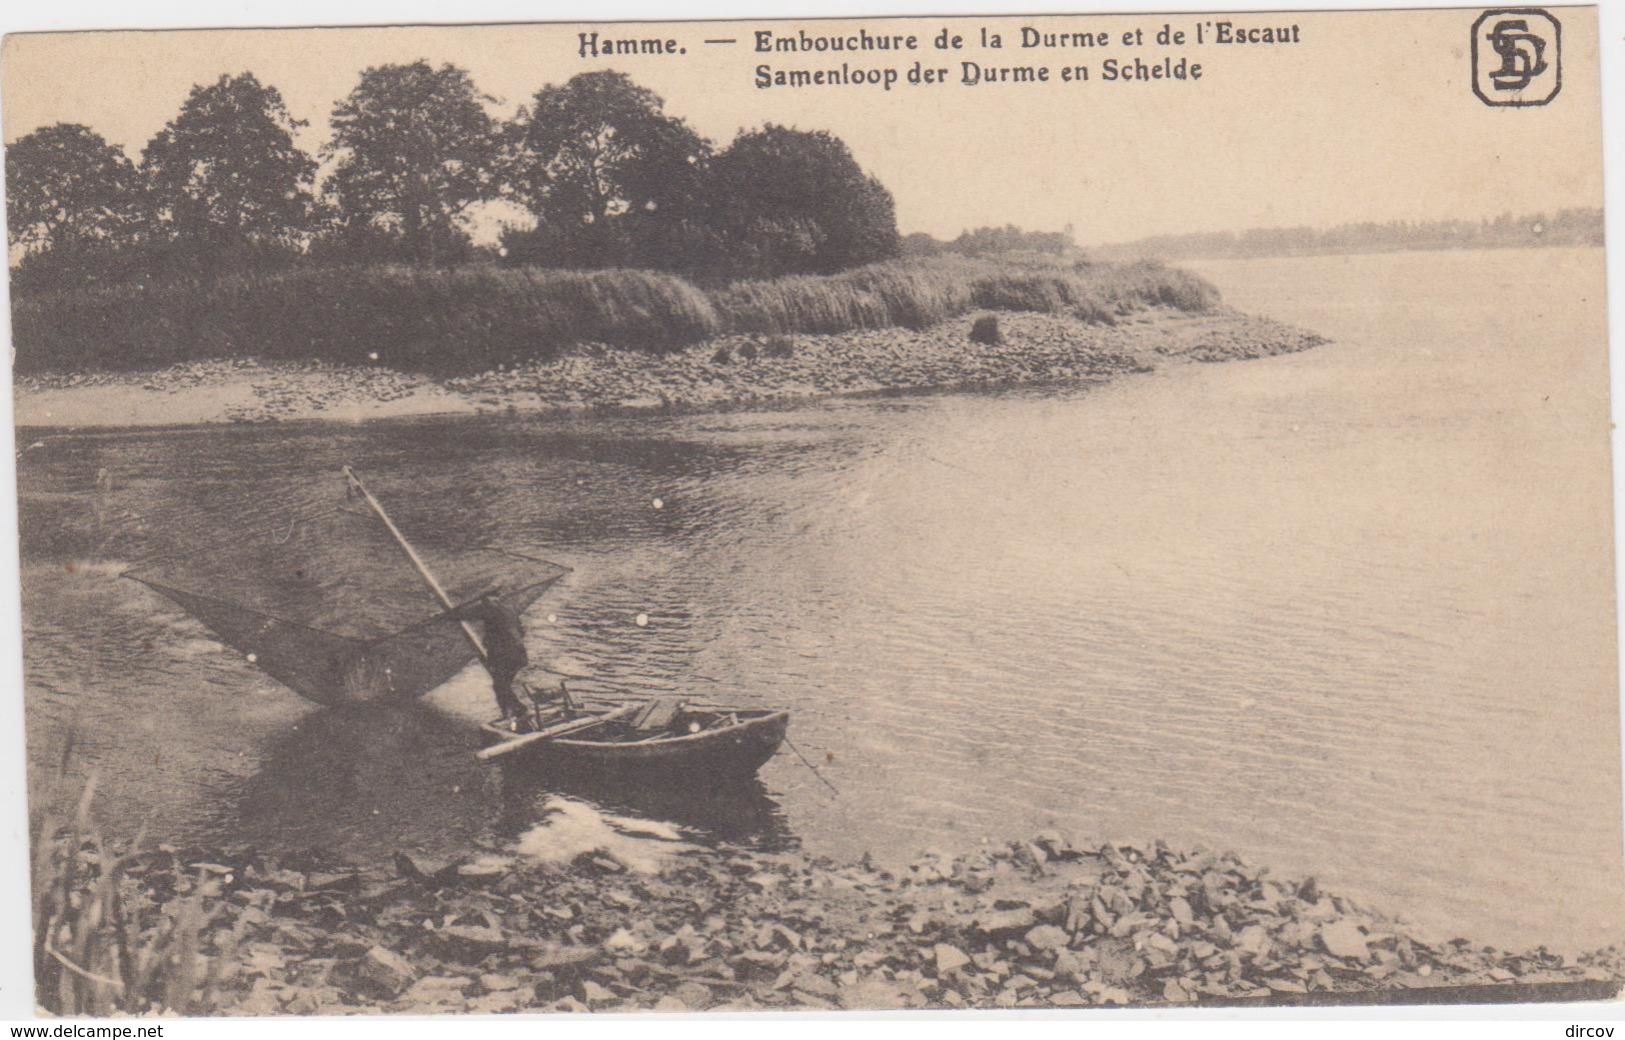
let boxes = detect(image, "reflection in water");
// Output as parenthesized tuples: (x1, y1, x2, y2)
(497, 759, 794, 852)
(513, 796, 699, 875)
(226, 702, 792, 863)
(227, 704, 499, 863)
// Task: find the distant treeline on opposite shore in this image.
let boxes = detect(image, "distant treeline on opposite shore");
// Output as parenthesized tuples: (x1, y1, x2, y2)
(1086, 208, 1604, 261)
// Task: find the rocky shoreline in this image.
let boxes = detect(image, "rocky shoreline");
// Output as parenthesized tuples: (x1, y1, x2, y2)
(14, 308, 1326, 428)
(41, 828, 1622, 1016)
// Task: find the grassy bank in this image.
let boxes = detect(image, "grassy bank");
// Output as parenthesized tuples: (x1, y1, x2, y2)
(10, 256, 1218, 376)
(709, 255, 1217, 336)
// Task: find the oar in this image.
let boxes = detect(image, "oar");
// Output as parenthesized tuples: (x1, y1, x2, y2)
(475, 703, 640, 761)
(342, 465, 489, 664)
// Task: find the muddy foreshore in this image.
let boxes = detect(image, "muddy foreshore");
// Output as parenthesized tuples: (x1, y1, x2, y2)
(14, 308, 1325, 428)
(39, 828, 1623, 1016)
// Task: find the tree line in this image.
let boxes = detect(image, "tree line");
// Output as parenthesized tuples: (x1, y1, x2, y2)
(1091, 209, 1605, 261)
(5, 64, 901, 292)
(902, 224, 1078, 259)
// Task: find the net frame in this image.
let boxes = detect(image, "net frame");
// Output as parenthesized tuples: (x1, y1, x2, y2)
(124, 509, 569, 706)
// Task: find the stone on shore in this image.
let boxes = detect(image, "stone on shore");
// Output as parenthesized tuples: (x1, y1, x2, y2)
(479, 973, 520, 994)
(672, 981, 713, 1010)
(1025, 925, 1070, 952)
(401, 975, 472, 1008)
(934, 944, 971, 974)
(356, 946, 416, 997)
(1321, 920, 1371, 961)
(976, 907, 1037, 936)
(434, 924, 510, 960)
(529, 944, 601, 972)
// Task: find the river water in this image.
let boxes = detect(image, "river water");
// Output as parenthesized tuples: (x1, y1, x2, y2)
(16, 248, 1622, 954)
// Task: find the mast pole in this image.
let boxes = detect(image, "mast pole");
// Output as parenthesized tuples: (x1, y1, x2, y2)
(343, 465, 489, 665)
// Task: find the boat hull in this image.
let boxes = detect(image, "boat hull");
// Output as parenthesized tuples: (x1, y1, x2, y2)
(481, 705, 789, 783)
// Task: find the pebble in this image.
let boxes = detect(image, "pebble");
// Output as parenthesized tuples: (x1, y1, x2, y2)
(934, 944, 972, 975)
(401, 975, 472, 1006)
(580, 980, 617, 1005)
(357, 945, 416, 996)
(1024, 925, 1070, 952)
(1321, 920, 1371, 961)
(479, 973, 520, 993)
(433, 924, 509, 960)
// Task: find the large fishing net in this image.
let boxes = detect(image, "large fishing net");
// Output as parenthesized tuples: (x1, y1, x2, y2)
(125, 505, 568, 706)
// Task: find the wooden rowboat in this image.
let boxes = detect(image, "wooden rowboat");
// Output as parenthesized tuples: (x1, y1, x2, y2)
(478, 698, 789, 781)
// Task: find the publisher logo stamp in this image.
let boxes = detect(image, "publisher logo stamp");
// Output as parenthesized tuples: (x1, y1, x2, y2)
(1472, 9, 1561, 106)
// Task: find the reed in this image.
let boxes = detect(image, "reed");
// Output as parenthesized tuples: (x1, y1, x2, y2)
(11, 256, 1219, 375)
(708, 255, 1217, 336)
(11, 265, 722, 375)
(30, 766, 228, 1015)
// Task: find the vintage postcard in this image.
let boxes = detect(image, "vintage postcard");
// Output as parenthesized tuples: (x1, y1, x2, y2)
(3, 3, 1619, 1017)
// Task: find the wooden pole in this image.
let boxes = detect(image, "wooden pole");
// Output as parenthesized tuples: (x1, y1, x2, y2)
(475, 704, 639, 761)
(343, 465, 489, 665)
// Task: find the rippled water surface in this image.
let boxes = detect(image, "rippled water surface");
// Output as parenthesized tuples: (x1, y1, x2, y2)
(17, 248, 1622, 953)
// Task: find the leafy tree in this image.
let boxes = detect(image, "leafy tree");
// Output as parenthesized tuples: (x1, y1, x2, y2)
(5, 123, 147, 254)
(900, 231, 947, 258)
(140, 73, 318, 255)
(710, 125, 899, 276)
(503, 71, 711, 270)
(950, 224, 1075, 257)
(324, 61, 500, 266)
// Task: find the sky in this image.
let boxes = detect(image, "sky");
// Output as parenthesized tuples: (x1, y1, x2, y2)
(0, 9, 1605, 245)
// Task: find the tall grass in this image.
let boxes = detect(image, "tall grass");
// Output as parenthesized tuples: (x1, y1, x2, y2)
(712, 256, 1219, 337)
(31, 768, 228, 1015)
(713, 261, 975, 334)
(12, 265, 720, 375)
(11, 255, 1220, 376)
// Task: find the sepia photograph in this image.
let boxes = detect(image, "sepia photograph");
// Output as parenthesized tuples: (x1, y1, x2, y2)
(1, 2, 1621, 1020)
